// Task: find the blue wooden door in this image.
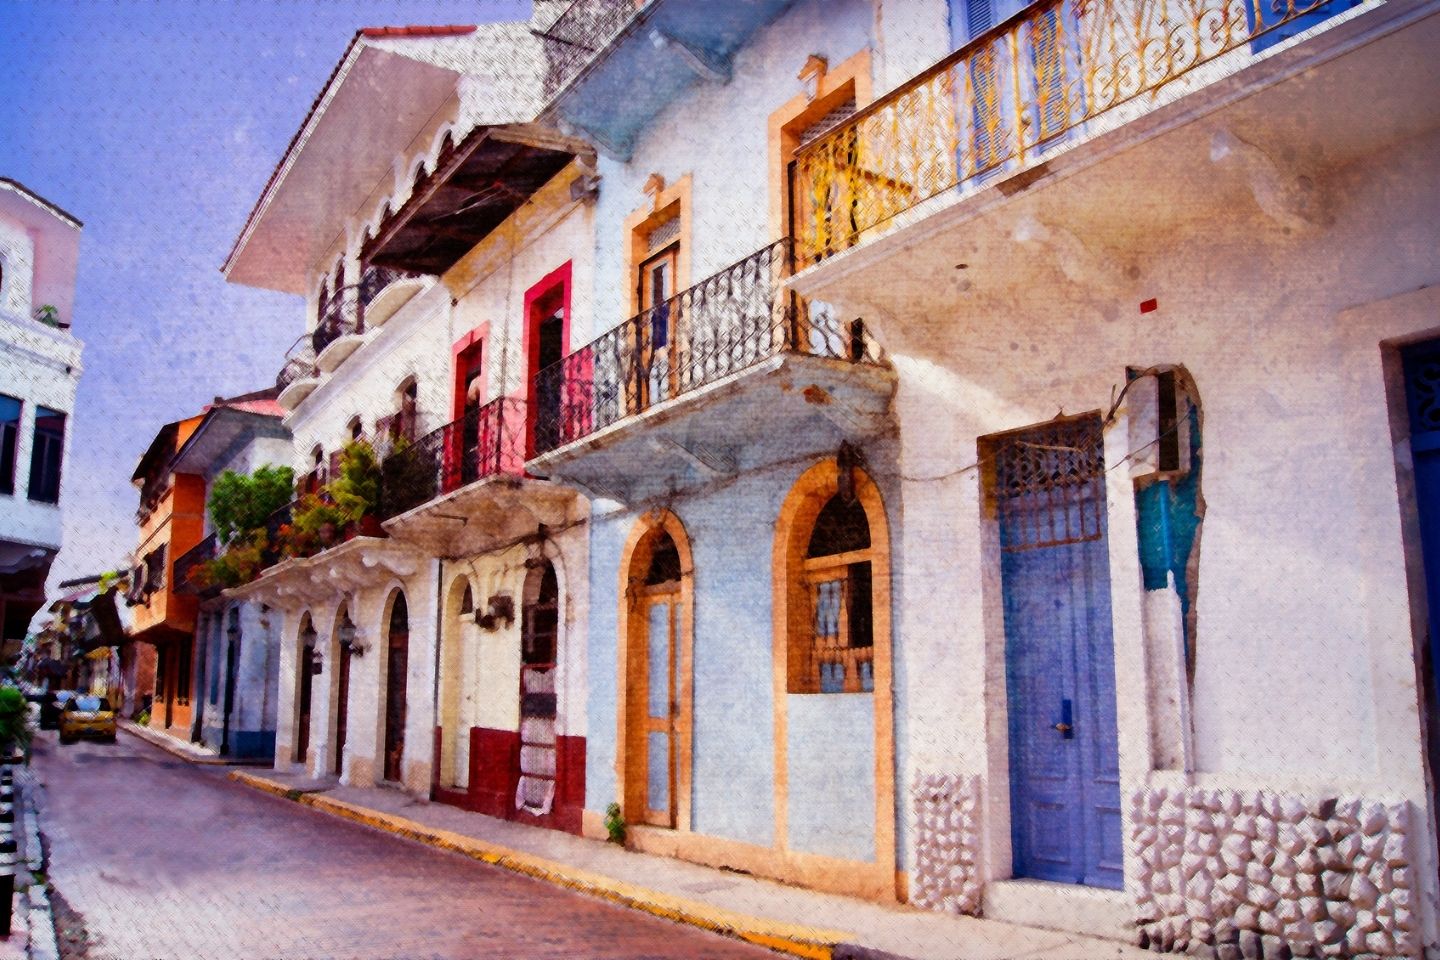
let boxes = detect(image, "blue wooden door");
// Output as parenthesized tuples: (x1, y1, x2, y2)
(997, 416, 1123, 889)
(1403, 343, 1440, 720)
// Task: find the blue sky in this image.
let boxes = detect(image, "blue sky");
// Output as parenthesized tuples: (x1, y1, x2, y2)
(2, 0, 530, 589)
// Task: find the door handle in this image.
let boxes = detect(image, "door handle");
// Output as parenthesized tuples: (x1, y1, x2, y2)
(1053, 699, 1074, 739)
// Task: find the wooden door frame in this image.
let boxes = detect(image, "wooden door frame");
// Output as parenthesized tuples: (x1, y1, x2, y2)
(617, 510, 695, 831)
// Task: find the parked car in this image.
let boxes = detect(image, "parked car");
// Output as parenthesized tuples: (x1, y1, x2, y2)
(58, 696, 116, 744)
(39, 690, 76, 730)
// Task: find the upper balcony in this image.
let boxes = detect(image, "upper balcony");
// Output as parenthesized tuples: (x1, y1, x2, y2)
(539, 0, 798, 158)
(788, 0, 1440, 303)
(379, 396, 576, 555)
(275, 266, 427, 413)
(527, 238, 893, 503)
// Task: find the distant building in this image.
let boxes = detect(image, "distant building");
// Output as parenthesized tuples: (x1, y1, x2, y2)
(128, 390, 288, 750)
(169, 393, 290, 759)
(0, 178, 82, 661)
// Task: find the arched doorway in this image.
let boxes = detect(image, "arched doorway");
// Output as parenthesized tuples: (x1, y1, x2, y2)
(437, 578, 475, 790)
(333, 604, 355, 777)
(295, 613, 317, 764)
(383, 592, 410, 783)
(517, 560, 559, 815)
(773, 458, 894, 883)
(620, 512, 693, 829)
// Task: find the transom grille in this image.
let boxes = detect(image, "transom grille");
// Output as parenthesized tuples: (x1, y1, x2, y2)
(994, 417, 1106, 552)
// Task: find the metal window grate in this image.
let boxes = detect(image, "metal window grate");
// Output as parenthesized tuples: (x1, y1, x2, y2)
(994, 417, 1106, 552)
(798, 97, 857, 147)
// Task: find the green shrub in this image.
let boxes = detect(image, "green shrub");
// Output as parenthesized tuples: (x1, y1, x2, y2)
(329, 440, 381, 524)
(0, 686, 32, 760)
(604, 802, 626, 845)
(208, 465, 295, 545)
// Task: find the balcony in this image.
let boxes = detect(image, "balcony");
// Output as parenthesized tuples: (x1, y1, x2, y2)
(789, 0, 1431, 280)
(528, 239, 893, 503)
(539, 0, 797, 158)
(276, 336, 320, 411)
(379, 397, 575, 555)
(173, 533, 219, 599)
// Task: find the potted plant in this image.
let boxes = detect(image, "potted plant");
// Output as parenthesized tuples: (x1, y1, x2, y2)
(288, 493, 347, 552)
(329, 439, 383, 538)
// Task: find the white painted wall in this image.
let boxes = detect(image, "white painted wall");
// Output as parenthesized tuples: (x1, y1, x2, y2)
(0, 210, 83, 554)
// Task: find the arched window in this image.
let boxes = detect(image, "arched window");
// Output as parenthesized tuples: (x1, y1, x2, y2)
(518, 559, 559, 814)
(778, 462, 887, 696)
(347, 415, 364, 442)
(644, 532, 682, 585)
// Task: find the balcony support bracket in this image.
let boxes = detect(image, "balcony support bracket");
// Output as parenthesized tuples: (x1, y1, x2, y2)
(1209, 128, 1326, 232)
(650, 436, 736, 479)
(649, 28, 731, 85)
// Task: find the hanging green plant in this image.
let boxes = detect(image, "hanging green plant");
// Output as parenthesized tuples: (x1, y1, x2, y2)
(208, 465, 296, 545)
(329, 439, 382, 525)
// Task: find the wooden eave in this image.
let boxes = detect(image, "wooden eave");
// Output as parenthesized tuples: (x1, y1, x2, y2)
(362, 123, 589, 276)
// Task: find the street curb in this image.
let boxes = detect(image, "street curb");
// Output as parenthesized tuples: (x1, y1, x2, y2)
(118, 722, 252, 766)
(16, 769, 57, 960)
(229, 771, 851, 959)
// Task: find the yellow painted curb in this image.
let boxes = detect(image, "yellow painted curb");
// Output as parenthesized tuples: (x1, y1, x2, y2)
(227, 772, 849, 959)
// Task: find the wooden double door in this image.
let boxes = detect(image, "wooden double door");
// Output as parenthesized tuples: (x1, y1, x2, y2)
(628, 585, 683, 828)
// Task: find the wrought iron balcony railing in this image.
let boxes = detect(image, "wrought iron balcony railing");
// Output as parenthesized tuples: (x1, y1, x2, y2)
(792, 0, 1357, 266)
(276, 335, 318, 391)
(312, 291, 362, 355)
(537, 0, 637, 100)
(173, 533, 218, 596)
(357, 265, 412, 309)
(379, 396, 528, 521)
(531, 238, 884, 456)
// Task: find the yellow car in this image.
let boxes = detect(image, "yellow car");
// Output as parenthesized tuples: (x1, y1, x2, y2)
(58, 695, 117, 744)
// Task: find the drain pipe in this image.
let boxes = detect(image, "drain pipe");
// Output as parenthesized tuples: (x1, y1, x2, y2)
(431, 556, 445, 795)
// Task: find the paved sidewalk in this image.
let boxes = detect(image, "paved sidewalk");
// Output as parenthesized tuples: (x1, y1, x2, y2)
(233, 769, 1151, 960)
(117, 720, 255, 765)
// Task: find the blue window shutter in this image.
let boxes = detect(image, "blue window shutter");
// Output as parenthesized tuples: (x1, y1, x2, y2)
(950, 0, 996, 46)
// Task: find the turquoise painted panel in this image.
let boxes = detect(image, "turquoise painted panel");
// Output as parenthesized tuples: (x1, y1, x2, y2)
(648, 603, 670, 718)
(786, 693, 876, 862)
(648, 731, 671, 813)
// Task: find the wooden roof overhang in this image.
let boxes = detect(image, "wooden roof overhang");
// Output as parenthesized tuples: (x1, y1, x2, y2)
(362, 123, 591, 276)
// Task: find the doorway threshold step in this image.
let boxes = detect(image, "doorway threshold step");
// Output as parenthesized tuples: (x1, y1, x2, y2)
(982, 878, 1134, 943)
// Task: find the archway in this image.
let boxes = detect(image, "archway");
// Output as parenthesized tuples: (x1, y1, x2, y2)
(517, 560, 559, 815)
(382, 591, 410, 783)
(331, 602, 355, 777)
(773, 458, 894, 879)
(437, 577, 475, 789)
(295, 612, 317, 765)
(619, 511, 694, 829)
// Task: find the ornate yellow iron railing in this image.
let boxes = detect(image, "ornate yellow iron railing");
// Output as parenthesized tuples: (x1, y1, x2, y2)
(792, 0, 1358, 266)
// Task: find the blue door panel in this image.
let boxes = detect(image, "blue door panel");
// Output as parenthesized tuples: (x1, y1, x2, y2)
(1403, 343, 1440, 715)
(999, 417, 1123, 889)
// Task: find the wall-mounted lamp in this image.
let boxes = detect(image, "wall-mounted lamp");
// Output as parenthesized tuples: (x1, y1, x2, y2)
(339, 620, 369, 658)
(478, 594, 514, 631)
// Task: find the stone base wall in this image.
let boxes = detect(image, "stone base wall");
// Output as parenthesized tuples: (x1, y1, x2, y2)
(911, 772, 983, 915)
(1131, 785, 1419, 958)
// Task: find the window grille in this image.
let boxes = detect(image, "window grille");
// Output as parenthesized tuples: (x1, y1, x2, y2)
(798, 97, 857, 147)
(994, 416, 1106, 552)
(792, 493, 875, 694)
(646, 214, 681, 252)
(518, 561, 560, 816)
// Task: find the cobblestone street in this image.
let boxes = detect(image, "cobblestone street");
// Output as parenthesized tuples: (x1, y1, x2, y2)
(30, 732, 775, 960)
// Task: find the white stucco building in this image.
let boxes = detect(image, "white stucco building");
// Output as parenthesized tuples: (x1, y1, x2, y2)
(216, 0, 1440, 956)
(0, 178, 83, 653)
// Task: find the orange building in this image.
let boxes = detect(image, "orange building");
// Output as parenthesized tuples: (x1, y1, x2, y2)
(127, 413, 206, 737)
